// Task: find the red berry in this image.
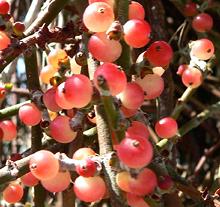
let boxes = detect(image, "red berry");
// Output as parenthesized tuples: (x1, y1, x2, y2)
(3, 183, 23, 204)
(192, 13, 213, 33)
(0, 0, 10, 15)
(183, 2, 197, 17)
(155, 117, 178, 139)
(0, 31, 11, 50)
(123, 19, 151, 48)
(145, 41, 173, 67)
(158, 175, 173, 190)
(94, 63, 127, 96)
(181, 66, 202, 88)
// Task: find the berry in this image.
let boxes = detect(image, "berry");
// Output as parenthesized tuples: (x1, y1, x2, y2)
(158, 175, 174, 190)
(136, 74, 164, 100)
(3, 183, 23, 204)
(94, 63, 127, 96)
(88, 32, 122, 62)
(183, 2, 197, 17)
(191, 38, 214, 60)
(192, 13, 213, 33)
(83, 2, 114, 32)
(73, 148, 96, 160)
(55, 82, 74, 109)
(29, 150, 59, 180)
(50, 115, 77, 143)
(116, 135, 153, 168)
(64, 74, 93, 108)
(0, 120, 17, 141)
(74, 176, 106, 202)
(181, 66, 202, 88)
(41, 171, 71, 192)
(155, 117, 178, 139)
(126, 121, 149, 139)
(43, 87, 62, 112)
(0, 0, 10, 14)
(40, 65, 56, 84)
(129, 168, 157, 196)
(123, 19, 151, 48)
(19, 103, 42, 126)
(126, 193, 150, 207)
(0, 31, 11, 50)
(118, 82, 144, 109)
(47, 49, 68, 69)
(144, 41, 173, 67)
(129, 1, 145, 20)
(21, 172, 39, 187)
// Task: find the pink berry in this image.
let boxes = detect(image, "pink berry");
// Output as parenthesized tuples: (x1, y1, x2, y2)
(155, 117, 178, 139)
(0, 120, 17, 141)
(94, 63, 127, 96)
(192, 13, 213, 33)
(123, 19, 151, 48)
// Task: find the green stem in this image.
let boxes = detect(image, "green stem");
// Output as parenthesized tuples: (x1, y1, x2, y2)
(0, 101, 30, 119)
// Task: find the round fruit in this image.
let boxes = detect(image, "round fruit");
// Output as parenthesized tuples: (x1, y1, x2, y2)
(41, 171, 71, 192)
(29, 150, 59, 180)
(123, 19, 151, 48)
(88, 32, 122, 62)
(192, 13, 213, 33)
(50, 115, 77, 143)
(0, 120, 17, 141)
(74, 176, 106, 202)
(19, 103, 42, 126)
(191, 38, 214, 60)
(0, 0, 10, 14)
(155, 117, 178, 139)
(144, 41, 173, 67)
(3, 183, 23, 204)
(94, 63, 127, 96)
(0, 31, 11, 50)
(83, 2, 114, 32)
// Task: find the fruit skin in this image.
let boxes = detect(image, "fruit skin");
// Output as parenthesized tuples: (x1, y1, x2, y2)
(116, 135, 153, 169)
(191, 38, 214, 60)
(155, 117, 178, 139)
(18, 103, 42, 126)
(21, 172, 39, 187)
(0, 31, 11, 50)
(144, 41, 173, 67)
(88, 32, 122, 63)
(50, 115, 77, 143)
(0, 120, 17, 141)
(123, 19, 151, 48)
(41, 171, 71, 192)
(129, 1, 145, 20)
(94, 62, 127, 96)
(29, 150, 59, 180)
(3, 183, 24, 204)
(183, 2, 197, 17)
(0, 0, 10, 15)
(83, 2, 114, 32)
(181, 67, 202, 88)
(74, 176, 106, 202)
(192, 13, 213, 33)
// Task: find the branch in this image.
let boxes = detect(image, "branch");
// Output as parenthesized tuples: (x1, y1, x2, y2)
(0, 22, 78, 72)
(24, 0, 70, 36)
(87, 54, 126, 206)
(0, 100, 30, 119)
